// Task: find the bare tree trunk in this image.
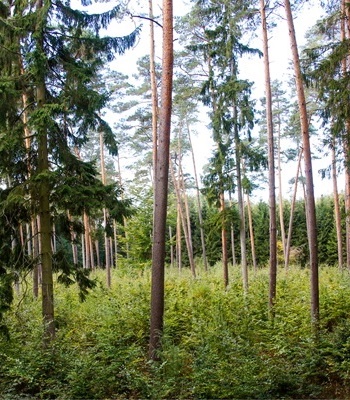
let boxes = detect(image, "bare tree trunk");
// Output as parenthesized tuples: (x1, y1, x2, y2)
(234, 122, 248, 293)
(149, 0, 173, 360)
(246, 193, 257, 272)
(260, 0, 277, 310)
(169, 226, 174, 268)
(95, 239, 100, 267)
(187, 121, 208, 271)
(340, 0, 350, 270)
(170, 161, 196, 277)
(285, 148, 303, 270)
(176, 206, 182, 271)
(284, 0, 319, 327)
(83, 212, 91, 269)
(220, 192, 229, 288)
(149, 0, 159, 188)
(331, 137, 343, 269)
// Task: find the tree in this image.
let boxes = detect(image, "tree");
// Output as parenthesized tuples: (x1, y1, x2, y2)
(0, 0, 139, 341)
(283, 0, 319, 328)
(149, 0, 174, 360)
(260, 0, 277, 311)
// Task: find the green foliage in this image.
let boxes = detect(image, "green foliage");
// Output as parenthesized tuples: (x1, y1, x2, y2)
(0, 267, 350, 399)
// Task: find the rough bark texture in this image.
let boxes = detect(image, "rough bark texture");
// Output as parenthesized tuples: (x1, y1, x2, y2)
(284, 0, 319, 326)
(149, 0, 173, 360)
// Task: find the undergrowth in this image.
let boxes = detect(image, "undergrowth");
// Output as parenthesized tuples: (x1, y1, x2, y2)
(0, 265, 349, 399)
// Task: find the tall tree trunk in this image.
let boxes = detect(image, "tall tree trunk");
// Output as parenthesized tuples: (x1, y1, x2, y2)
(36, 0, 55, 341)
(100, 130, 111, 287)
(341, 0, 350, 270)
(176, 206, 182, 271)
(170, 161, 196, 277)
(246, 193, 257, 272)
(220, 192, 229, 288)
(331, 137, 343, 269)
(83, 212, 91, 269)
(260, 0, 277, 310)
(187, 121, 208, 271)
(149, 0, 159, 188)
(234, 117, 248, 293)
(277, 114, 286, 259)
(285, 148, 303, 269)
(149, 0, 173, 360)
(169, 226, 174, 268)
(284, 0, 319, 327)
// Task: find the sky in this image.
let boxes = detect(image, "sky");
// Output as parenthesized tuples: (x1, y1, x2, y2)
(87, 0, 338, 202)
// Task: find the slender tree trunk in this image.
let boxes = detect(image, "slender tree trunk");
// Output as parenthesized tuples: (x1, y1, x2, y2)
(169, 226, 174, 268)
(234, 119, 248, 293)
(341, 0, 350, 270)
(100, 130, 111, 287)
(149, 0, 173, 360)
(35, 0, 55, 341)
(176, 207, 182, 271)
(220, 192, 229, 288)
(170, 161, 196, 277)
(83, 212, 91, 269)
(246, 193, 257, 272)
(260, 0, 277, 310)
(277, 113, 286, 259)
(285, 148, 303, 269)
(37, 83, 55, 342)
(187, 121, 208, 271)
(331, 137, 343, 269)
(284, 0, 319, 327)
(149, 0, 159, 188)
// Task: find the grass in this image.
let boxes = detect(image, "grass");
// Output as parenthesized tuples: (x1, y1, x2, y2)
(0, 264, 350, 399)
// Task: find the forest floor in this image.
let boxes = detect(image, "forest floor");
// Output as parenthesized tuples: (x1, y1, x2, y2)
(0, 265, 350, 399)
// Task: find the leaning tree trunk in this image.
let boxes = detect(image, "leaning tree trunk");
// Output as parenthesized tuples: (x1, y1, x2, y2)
(284, 0, 319, 328)
(149, 0, 173, 361)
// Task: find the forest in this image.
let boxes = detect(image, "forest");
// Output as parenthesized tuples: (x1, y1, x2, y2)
(1, 0, 350, 398)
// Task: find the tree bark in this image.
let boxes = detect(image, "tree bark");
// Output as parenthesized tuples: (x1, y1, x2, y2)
(170, 161, 196, 277)
(284, 0, 319, 327)
(285, 148, 303, 270)
(187, 121, 208, 271)
(246, 193, 257, 272)
(331, 137, 343, 269)
(149, 0, 173, 360)
(35, 0, 55, 342)
(220, 192, 229, 288)
(260, 0, 277, 310)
